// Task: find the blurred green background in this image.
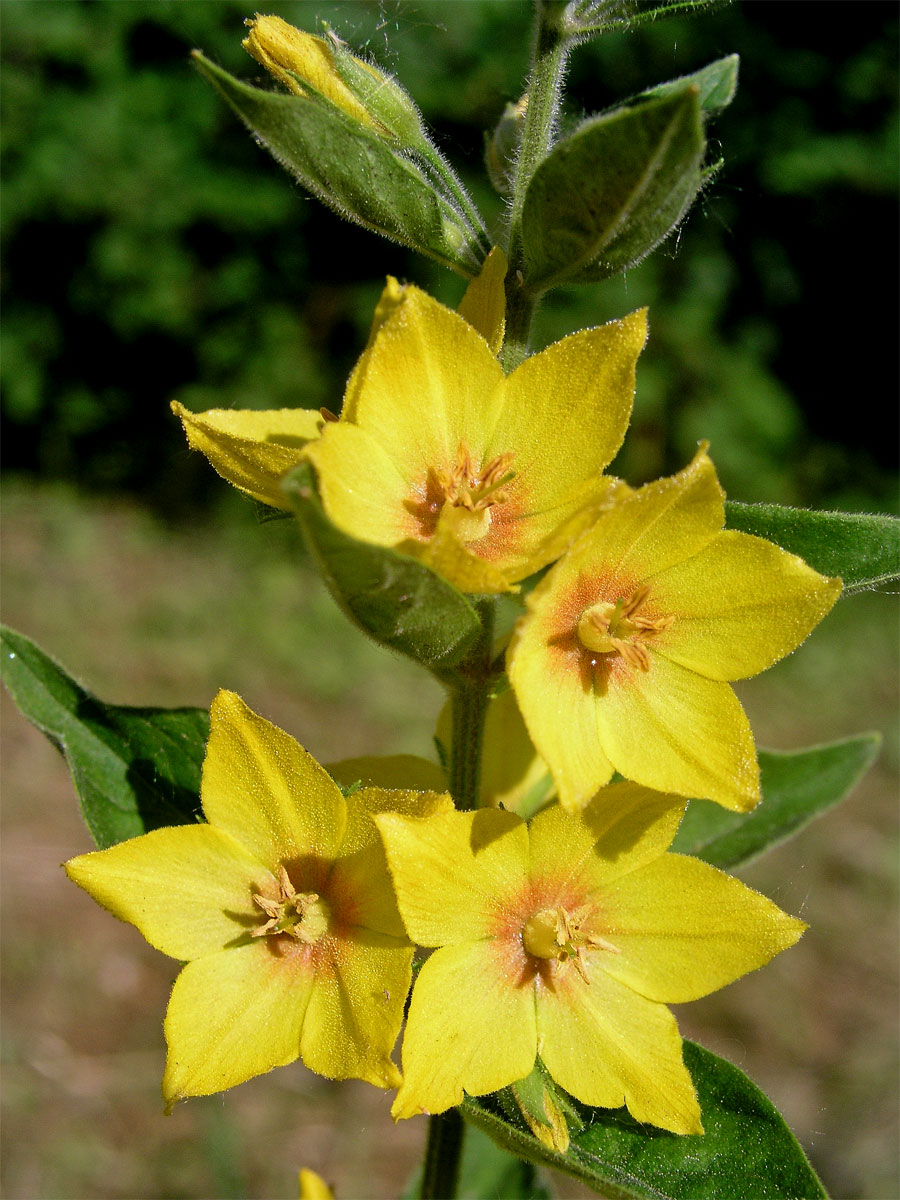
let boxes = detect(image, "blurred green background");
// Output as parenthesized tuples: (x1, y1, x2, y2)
(1, 3, 897, 1199)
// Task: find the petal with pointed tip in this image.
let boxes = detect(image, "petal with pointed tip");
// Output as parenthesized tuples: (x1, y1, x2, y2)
(172, 403, 322, 509)
(599, 854, 806, 1003)
(392, 940, 537, 1118)
(202, 690, 346, 878)
(65, 824, 270, 961)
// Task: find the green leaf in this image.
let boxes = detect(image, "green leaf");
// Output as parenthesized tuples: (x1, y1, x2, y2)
(462, 1041, 826, 1200)
(1, 625, 208, 849)
(520, 87, 704, 291)
(673, 735, 881, 869)
(566, 0, 729, 37)
(637, 55, 739, 116)
(282, 461, 482, 677)
(191, 52, 483, 278)
(725, 502, 900, 593)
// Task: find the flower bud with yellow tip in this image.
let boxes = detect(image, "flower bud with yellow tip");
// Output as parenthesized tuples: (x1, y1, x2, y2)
(243, 14, 425, 148)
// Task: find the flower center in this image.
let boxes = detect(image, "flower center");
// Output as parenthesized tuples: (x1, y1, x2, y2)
(405, 441, 516, 545)
(576, 584, 674, 671)
(251, 865, 330, 944)
(436, 440, 516, 514)
(521, 904, 618, 982)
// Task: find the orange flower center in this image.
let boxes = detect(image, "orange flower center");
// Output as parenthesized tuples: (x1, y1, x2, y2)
(251, 864, 330, 944)
(576, 584, 674, 671)
(521, 904, 618, 982)
(406, 440, 516, 544)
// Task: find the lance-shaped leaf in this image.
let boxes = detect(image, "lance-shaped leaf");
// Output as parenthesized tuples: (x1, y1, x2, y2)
(1, 625, 208, 848)
(725, 502, 900, 593)
(462, 1041, 826, 1200)
(520, 87, 704, 291)
(191, 52, 484, 278)
(283, 461, 481, 676)
(673, 735, 881, 869)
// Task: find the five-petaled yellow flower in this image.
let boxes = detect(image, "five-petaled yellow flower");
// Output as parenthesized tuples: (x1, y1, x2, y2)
(376, 784, 805, 1133)
(65, 690, 448, 1108)
(304, 280, 646, 593)
(508, 447, 842, 812)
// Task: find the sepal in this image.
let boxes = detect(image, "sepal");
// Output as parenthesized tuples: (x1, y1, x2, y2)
(282, 461, 481, 677)
(191, 51, 484, 277)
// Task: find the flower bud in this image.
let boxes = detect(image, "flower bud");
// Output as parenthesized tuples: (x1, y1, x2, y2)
(243, 14, 425, 148)
(486, 94, 528, 196)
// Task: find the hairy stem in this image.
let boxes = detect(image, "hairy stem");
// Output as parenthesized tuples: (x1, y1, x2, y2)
(501, 1, 572, 368)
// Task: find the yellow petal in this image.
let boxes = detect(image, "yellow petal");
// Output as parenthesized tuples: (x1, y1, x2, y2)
(594, 655, 761, 811)
(201, 691, 347, 879)
(508, 593, 616, 811)
(491, 309, 645, 513)
(650, 530, 842, 681)
(243, 16, 379, 128)
(352, 285, 505, 479)
(328, 787, 452, 939)
(375, 808, 528, 945)
(415, 502, 516, 594)
(304, 421, 417, 547)
(600, 854, 806, 1002)
(457, 246, 507, 354)
(527, 784, 685, 895)
(163, 940, 314, 1108)
(65, 824, 271, 961)
(537, 967, 702, 1134)
(555, 445, 724, 588)
(299, 1169, 334, 1200)
(326, 754, 447, 794)
(299, 933, 408, 1089)
(392, 941, 537, 1118)
(342, 277, 409, 424)
(172, 402, 322, 509)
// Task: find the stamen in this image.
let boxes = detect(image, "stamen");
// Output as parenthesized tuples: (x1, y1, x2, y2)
(576, 585, 673, 671)
(251, 865, 330, 944)
(522, 903, 617, 982)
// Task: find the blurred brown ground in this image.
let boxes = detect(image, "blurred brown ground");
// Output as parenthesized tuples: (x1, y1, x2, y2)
(2, 479, 898, 1200)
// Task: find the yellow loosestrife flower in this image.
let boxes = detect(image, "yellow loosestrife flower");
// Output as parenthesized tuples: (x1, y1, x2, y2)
(305, 281, 647, 593)
(376, 785, 805, 1133)
(169, 252, 507, 513)
(65, 690, 449, 1108)
(508, 447, 842, 811)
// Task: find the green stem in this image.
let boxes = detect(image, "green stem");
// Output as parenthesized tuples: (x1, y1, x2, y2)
(420, 1108, 464, 1200)
(501, 1, 572, 369)
(448, 598, 495, 812)
(505, 2, 572, 285)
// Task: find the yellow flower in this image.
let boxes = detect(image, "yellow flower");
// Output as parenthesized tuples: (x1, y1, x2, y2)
(169, 252, 507, 513)
(305, 282, 646, 593)
(508, 447, 841, 811)
(65, 690, 449, 1108)
(376, 785, 805, 1133)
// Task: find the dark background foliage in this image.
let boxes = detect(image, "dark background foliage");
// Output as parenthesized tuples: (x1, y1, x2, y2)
(2, 0, 897, 513)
